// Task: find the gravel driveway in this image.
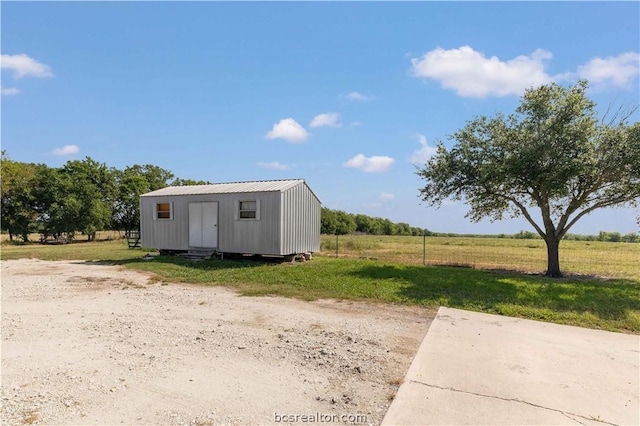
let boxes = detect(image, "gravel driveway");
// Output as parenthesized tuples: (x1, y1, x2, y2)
(1, 259, 435, 425)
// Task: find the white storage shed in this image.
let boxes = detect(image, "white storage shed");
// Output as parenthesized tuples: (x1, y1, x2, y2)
(140, 179, 321, 258)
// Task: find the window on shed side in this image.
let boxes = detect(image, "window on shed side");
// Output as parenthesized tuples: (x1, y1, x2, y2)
(239, 200, 257, 219)
(156, 202, 172, 220)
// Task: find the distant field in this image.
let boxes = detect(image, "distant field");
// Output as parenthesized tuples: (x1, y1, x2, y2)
(320, 234, 639, 279)
(0, 230, 124, 243)
(0, 239, 137, 262)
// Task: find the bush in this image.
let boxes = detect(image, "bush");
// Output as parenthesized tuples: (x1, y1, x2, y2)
(514, 230, 539, 240)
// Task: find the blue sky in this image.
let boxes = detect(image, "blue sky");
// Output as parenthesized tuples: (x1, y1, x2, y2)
(2, 2, 639, 234)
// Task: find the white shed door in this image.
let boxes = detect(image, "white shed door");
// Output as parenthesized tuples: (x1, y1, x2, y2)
(188, 202, 218, 248)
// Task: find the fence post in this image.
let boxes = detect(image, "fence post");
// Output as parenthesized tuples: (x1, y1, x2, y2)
(423, 230, 427, 266)
(336, 234, 339, 258)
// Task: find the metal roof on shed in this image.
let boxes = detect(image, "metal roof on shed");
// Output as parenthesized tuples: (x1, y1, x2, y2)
(141, 179, 315, 198)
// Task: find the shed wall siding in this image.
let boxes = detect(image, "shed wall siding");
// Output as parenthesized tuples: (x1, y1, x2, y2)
(141, 192, 283, 254)
(281, 183, 321, 254)
(217, 191, 281, 254)
(141, 194, 217, 250)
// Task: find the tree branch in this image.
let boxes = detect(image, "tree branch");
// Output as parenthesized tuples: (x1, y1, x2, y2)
(560, 195, 639, 238)
(498, 194, 546, 237)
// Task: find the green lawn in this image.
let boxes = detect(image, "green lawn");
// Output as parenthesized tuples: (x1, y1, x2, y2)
(2, 239, 639, 333)
(0, 239, 139, 261)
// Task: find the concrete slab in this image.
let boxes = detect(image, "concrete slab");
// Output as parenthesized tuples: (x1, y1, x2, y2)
(383, 307, 639, 426)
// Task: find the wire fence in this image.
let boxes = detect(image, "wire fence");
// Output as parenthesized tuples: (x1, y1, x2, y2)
(1, 230, 125, 243)
(318, 234, 640, 279)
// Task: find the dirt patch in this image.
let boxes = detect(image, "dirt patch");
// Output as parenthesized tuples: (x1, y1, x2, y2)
(1, 259, 435, 425)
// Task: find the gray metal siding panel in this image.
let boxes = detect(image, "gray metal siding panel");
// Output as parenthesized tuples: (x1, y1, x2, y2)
(281, 182, 321, 254)
(142, 192, 279, 253)
(141, 194, 216, 250)
(217, 192, 281, 255)
(140, 197, 156, 248)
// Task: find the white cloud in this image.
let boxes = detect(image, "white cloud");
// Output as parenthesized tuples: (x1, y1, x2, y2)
(344, 154, 395, 173)
(257, 161, 289, 170)
(51, 145, 79, 156)
(265, 118, 309, 144)
(347, 91, 374, 101)
(410, 134, 438, 165)
(310, 112, 341, 128)
(577, 52, 639, 87)
(1, 86, 20, 96)
(350, 121, 363, 127)
(411, 46, 553, 98)
(1, 53, 53, 79)
(380, 192, 395, 201)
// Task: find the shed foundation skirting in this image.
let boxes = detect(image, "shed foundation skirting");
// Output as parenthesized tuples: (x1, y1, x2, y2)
(165, 249, 315, 263)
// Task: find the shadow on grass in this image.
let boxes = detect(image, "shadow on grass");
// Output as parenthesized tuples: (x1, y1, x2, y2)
(81, 254, 271, 269)
(349, 264, 640, 322)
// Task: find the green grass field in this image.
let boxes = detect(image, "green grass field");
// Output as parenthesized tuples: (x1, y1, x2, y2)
(2, 236, 639, 333)
(321, 234, 640, 280)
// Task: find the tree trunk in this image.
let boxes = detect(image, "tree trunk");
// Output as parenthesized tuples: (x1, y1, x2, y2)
(545, 238, 562, 278)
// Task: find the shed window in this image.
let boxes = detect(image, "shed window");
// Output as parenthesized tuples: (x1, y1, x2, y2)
(156, 202, 173, 220)
(239, 201, 257, 219)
